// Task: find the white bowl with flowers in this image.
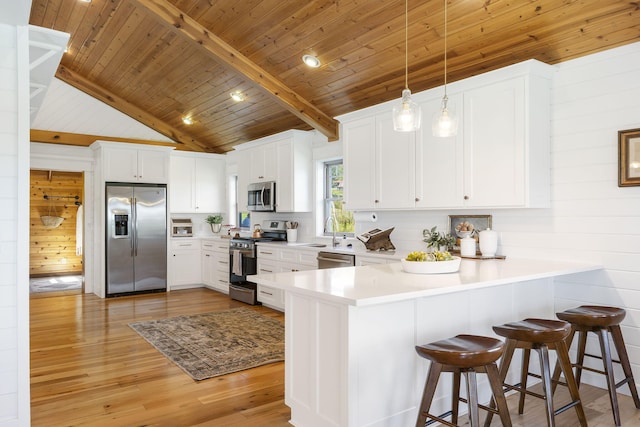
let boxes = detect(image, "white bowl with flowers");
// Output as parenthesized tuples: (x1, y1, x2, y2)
(401, 251, 461, 274)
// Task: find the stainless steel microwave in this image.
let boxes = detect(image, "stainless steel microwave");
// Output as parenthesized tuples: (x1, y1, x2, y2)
(247, 181, 276, 212)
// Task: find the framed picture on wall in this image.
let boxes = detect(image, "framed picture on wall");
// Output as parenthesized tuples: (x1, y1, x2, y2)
(448, 215, 492, 250)
(618, 128, 640, 187)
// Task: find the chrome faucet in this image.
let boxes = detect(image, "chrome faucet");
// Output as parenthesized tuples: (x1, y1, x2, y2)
(324, 215, 338, 247)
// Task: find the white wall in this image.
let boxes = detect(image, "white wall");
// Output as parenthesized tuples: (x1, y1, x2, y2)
(0, 22, 31, 426)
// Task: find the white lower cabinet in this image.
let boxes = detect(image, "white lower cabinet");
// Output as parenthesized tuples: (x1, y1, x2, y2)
(256, 245, 319, 311)
(169, 239, 202, 289)
(355, 255, 394, 266)
(201, 239, 229, 294)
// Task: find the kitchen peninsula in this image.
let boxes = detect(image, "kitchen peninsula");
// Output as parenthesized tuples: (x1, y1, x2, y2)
(248, 258, 601, 427)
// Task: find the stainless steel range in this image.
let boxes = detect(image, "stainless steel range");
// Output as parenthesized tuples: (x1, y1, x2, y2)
(229, 220, 288, 305)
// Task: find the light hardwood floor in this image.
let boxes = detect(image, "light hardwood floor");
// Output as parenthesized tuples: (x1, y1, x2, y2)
(31, 288, 640, 426)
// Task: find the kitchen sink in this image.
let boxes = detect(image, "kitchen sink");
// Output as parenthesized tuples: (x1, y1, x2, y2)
(303, 243, 327, 247)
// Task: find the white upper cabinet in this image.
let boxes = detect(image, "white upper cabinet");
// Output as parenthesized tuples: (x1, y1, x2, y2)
(343, 114, 415, 210)
(276, 135, 313, 212)
(340, 59, 553, 210)
(93, 142, 173, 184)
(415, 93, 464, 208)
(233, 130, 313, 212)
(343, 116, 376, 210)
(249, 143, 278, 182)
(170, 152, 226, 213)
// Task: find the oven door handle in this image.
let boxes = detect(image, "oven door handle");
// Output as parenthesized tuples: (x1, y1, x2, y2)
(229, 284, 254, 294)
(230, 250, 255, 258)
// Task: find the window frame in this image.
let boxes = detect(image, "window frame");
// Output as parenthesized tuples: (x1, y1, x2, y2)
(323, 159, 354, 237)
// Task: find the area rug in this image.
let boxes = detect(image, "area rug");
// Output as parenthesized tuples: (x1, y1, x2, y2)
(29, 275, 82, 293)
(128, 308, 284, 381)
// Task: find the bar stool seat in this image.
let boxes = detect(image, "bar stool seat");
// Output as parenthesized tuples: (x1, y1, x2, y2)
(484, 318, 587, 427)
(415, 334, 512, 427)
(554, 306, 640, 426)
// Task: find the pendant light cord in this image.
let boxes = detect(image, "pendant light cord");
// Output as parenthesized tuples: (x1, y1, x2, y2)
(443, 0, 448, 96)
(404, 0, 409, 90)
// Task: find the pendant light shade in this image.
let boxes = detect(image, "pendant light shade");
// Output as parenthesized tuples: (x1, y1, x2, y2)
(433, 0, 458, 137)
(432, 95, 458, 136)
(393, 88, 422, 132)
(393, 0, 421, 132)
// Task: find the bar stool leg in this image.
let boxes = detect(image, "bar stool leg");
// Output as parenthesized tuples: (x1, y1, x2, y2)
(485, 362, 513, 427)
(551, 327, 576, 394)
(574, 330, 588, 386)
(484, 340, 517, 427)
(465, 371, 480, 427)
(416, 362, 443, 427)
(598, 328, 622, 426)
(610, 325, 640, 408)
(452, 371, 461, 425)
(519, 348, 531, 414)
(536, 345, 555, 427)
(555, 339, 588, 427)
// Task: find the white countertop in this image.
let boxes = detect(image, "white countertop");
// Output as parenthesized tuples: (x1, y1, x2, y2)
(248, 258, 601, 307)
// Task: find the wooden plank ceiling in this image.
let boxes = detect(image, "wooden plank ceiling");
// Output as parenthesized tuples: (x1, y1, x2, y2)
(29, 0, 640, 154)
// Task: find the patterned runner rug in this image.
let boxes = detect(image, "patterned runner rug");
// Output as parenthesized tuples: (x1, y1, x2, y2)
(129, 308, 284, 381)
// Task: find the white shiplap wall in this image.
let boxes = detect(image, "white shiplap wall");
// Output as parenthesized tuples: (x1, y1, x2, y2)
(0, 22, 30, 426)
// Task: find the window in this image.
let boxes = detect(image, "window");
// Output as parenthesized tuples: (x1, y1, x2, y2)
(324, 160, 354, 236)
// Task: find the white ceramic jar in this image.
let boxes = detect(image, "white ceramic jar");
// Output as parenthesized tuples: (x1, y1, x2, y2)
(479, 228, 498, 257)
(460, 236, 476, 257)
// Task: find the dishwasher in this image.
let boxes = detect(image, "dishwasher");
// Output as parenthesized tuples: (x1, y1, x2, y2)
(317, 251, 356, 269)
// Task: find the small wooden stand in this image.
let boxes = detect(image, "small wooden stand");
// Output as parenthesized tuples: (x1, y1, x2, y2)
(357, 227, 396, 251)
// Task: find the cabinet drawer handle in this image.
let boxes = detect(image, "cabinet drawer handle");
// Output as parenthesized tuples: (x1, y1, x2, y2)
(464, 195, 469, 200)
(260, 269, 273, 273)
(260, 290, 273, 296)
(261, 251, 273, 255)
(205, 254, 210, 257)
(218, 260, 228, 264)
(178, 244, 191, 247)
(374, 199, 379, 203)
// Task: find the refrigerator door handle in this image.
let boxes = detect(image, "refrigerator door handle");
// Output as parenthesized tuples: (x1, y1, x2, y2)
(132, 197, 138, 257)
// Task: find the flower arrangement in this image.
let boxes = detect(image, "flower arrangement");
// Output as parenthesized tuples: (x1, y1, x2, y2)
(422, 226, 455, 251)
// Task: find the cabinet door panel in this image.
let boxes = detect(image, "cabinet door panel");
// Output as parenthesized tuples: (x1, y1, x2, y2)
(194, 157, 225, 212)
(170, 156, 195, 212)
(416, 95, 464, 208)
(376, 114, 415, 209)
(464, 78, 525, 207)
(138, 149, 170, 183)
(343, 117, 376, 210)
(104, 147, 138, 182)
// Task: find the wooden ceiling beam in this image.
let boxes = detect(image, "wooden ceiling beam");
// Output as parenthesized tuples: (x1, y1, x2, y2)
(29, 129, 189, 150)
(132, 0, 339, 142)
(54, 65, 212, 153)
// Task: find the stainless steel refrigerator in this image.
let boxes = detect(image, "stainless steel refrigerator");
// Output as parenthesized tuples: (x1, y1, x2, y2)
(106, 183, 167, 296)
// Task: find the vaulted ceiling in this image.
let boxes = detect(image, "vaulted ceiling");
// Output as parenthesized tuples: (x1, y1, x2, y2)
(29, 0, 640, 153)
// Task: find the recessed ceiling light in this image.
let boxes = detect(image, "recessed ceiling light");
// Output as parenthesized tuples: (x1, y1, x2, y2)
(182, 116, 194, 125)
(302, 54, 321, 68)
(230, 91, 245, 102)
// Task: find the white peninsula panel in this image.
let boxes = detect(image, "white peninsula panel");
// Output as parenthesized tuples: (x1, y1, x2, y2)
(250, 258, 600, 427)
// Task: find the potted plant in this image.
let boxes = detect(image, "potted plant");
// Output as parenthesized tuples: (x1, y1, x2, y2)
(422, 226, 455, 252)
(205, 214, 223, 233)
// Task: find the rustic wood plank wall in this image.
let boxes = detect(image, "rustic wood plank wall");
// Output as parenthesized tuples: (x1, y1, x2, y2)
(30, 170, 83, 277)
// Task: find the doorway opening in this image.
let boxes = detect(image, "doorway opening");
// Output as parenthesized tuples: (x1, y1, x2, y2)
(29, 169, 84, 295)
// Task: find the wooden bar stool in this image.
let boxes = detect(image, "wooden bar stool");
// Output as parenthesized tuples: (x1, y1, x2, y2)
(484, 318, 587, 427)
(415, 334, 512, 427)
(553, 305, 640, 426)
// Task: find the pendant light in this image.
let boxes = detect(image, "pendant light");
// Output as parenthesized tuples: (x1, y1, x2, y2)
(432, 0, 458, 137)
(393, 0, 421, 132)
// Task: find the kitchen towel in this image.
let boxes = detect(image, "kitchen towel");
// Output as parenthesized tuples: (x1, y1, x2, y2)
(75, 204, 83, 256)
(232, 250, 242, 276)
